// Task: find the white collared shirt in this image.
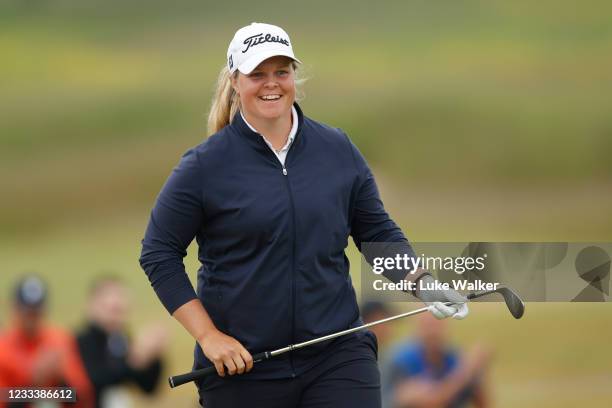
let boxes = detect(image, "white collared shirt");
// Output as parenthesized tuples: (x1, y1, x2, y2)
(240, 106, 298, 166)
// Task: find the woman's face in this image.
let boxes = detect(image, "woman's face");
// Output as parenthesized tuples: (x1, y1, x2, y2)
(232, 56, 295, 122)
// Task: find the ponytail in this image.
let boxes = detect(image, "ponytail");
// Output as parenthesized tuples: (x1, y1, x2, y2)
(207, 66, 240, 135)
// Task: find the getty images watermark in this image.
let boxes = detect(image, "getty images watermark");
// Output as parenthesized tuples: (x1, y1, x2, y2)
(370, 252, 499, 292)
(360, 242, 611, 302)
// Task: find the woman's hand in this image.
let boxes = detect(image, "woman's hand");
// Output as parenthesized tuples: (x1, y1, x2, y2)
(172, 299, 254, 377)
(415, 274, 469, 320)
(198, 329, 254, 377)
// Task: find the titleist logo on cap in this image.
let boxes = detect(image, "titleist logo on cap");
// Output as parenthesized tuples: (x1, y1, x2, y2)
(242, 33, 290, 53)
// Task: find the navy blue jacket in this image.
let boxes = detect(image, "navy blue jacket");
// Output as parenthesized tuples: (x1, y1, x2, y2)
(139, 103, 413, 381)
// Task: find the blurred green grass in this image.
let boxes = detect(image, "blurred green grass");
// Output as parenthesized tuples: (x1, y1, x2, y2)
(1, 1, 611, 406)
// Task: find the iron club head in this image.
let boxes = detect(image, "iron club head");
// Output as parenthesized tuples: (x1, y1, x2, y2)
(467, 285, 525, 319)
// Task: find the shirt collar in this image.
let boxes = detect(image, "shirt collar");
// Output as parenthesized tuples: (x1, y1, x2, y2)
(240, 106, 298, 152)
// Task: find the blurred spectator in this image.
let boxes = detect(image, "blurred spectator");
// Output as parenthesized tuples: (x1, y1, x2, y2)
(383, 313, 492, 408)
(361, 300, 394, 349)
(0, 275, 94, 407)
(76, 276, 168, 408)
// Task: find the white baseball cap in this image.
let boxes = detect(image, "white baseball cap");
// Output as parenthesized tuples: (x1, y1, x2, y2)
(227, 22, 301, 75)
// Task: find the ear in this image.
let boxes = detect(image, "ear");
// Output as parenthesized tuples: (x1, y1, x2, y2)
(230, 73, 240, 94)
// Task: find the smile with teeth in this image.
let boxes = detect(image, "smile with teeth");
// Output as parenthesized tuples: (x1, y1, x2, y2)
(259, 94, 282, 101)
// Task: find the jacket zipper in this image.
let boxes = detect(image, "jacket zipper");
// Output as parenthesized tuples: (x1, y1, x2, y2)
(281, 162, 297, 377)
(261, 117, 300, 376)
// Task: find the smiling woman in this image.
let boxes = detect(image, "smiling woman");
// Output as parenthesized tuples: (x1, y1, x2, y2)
(230, 56, 296, 150)
(139, 21, 469, 408)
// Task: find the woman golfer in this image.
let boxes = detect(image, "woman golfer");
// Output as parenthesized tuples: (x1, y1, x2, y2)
(140, 22, 468, 408)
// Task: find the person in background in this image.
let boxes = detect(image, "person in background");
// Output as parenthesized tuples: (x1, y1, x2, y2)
(361, 301, 394, 351)
(383, 313, 492, 408)
(0, 275, 94, 408)
(75, 276, 169, 408)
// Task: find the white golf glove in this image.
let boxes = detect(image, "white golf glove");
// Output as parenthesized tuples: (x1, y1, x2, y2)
(415, 274, 469, 320)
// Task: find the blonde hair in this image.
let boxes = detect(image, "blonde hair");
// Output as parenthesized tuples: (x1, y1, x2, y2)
(207, 62, 304, 135)
(207, 66, 240, 135)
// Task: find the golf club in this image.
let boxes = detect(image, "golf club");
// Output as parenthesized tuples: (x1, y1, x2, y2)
(168, 285, 524, 388)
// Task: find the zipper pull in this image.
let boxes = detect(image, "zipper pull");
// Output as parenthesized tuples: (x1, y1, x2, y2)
(282, 167, 288, 176)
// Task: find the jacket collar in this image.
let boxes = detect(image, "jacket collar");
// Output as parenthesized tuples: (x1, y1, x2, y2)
(230, 102, 305, 157)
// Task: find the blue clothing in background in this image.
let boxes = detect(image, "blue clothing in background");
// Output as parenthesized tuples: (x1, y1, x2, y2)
(383, 341, 475, 408)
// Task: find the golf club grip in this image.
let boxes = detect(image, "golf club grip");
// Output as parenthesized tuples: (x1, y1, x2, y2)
(168, 366, 215, 388)
(168, 351, 271, 388)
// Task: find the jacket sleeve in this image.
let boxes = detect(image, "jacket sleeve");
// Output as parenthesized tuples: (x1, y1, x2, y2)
(139, 148, 203, 314)
(128, 358, 163, 394)
(346, 137, 417, 284)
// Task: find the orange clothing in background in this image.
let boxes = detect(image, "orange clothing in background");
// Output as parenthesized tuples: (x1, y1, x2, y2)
(0, 325, 93, 408)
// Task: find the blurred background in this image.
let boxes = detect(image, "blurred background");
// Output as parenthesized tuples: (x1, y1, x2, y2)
(1, 0, 611, 406)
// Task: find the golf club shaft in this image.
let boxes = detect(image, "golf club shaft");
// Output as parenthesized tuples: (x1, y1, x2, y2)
(169, 288, 515, 388)
(169, 303, 441, 388)
(271, 304, 433, 356)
